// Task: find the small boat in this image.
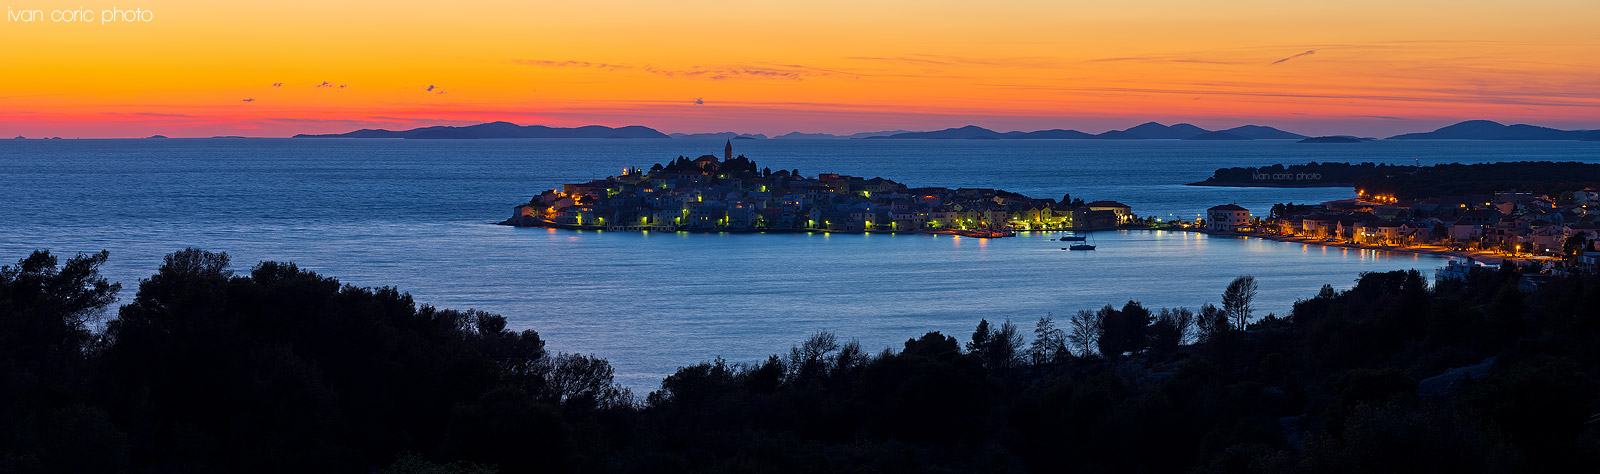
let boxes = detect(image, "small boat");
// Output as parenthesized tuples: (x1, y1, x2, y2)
(1068, 244, 1096, 251)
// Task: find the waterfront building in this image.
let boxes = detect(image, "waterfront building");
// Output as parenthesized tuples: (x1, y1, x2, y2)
(1206, 204, 1250, 232)
(1084, 201, 1135, 225)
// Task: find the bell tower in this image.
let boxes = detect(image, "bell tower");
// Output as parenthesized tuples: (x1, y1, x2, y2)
(724, 140, 733, 161)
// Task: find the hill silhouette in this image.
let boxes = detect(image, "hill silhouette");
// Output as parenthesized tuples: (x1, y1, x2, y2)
(869, 125, 1008, 139)
(1387, 120, 1596, 140)
(1220, 125, 1308, 139)
(1006, 129, 1096, 139)
(1125, 121, 1209, 139)
(870, 122, 1309, 140)
(295, 121, 670, 139)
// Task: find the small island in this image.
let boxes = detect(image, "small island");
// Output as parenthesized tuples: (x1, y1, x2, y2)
(504, 142, 1138, 236)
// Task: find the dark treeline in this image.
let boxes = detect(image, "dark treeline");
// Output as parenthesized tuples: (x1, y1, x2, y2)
(1354, 161, 1600, 199)
(4, 249, 1600, 473)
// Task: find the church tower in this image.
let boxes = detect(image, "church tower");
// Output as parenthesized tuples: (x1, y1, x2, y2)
(724, 140, 732, 161)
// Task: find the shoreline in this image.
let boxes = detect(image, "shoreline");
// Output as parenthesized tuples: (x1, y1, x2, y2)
(499, 217, 1124, 237)
(502, 219, 1549, 265)
(1193, 229, 1553, 265)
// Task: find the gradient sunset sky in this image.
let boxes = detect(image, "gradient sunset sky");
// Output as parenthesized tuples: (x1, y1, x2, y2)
(3, 0, 1597, 137)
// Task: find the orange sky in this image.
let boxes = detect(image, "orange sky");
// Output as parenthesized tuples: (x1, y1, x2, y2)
(3, 0, 1597, 137)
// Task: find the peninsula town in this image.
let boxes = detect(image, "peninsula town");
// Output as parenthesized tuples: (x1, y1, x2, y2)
(505, 142, 1137, 235)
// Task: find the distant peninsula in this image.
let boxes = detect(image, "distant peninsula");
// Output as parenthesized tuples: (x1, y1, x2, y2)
(1191, 161, 1600, 196)
(1189, 162, 1419, 187)
(294, 121, 669, 139)
(1355, 161, 1600, 199)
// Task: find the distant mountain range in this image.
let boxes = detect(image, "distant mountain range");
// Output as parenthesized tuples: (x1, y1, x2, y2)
(294, 121, 669, 139)
(289, 119, 1597, 141)
(1386, 120, 1600, 140)
(861, 122, 1309, 140)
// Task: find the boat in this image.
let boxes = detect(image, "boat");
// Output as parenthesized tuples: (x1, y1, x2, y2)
(1434, 258, 1481, 285)
(1062, 233, 1097, 250)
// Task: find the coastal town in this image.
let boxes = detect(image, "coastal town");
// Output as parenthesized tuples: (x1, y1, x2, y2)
(505, 142, 1139, 236)
(506, 145, 1600, 278)
(1200, 187, 1600, 281)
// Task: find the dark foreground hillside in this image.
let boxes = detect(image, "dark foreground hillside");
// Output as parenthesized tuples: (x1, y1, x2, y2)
(3, 249, 1598, 473)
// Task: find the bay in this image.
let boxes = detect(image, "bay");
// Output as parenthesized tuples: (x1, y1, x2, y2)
(3, 138, 1594, 388)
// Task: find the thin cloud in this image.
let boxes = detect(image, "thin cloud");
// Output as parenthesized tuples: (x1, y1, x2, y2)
(242, 98, 255, 102)
(1356, 115, 1407, 120)
(694, 98, 704, 105)
(316, 81, 333, 88)
(425, 85, 435, 92)
(1271, 50, 1316, 65)
(272, 83, 283, 87)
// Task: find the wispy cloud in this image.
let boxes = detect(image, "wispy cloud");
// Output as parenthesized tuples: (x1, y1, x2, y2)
(242, 98, 255, 102)
(1356, 115, 1407, 120)
(694, 98, 704, 105)
(515, 59, 853, 80)
(1270, 50, 1317, 65)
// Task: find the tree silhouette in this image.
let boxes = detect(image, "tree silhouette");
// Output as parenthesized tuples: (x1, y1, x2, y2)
(0, 250, 119, 383)
(1222, 276, 1258, 330)
(1066, 309, 1101, 357)
(968, 319, 1023, 369)
(1028, 314, 1068, 364)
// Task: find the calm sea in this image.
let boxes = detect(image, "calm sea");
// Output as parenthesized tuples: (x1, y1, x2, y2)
(3, 138, 1595, 388)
